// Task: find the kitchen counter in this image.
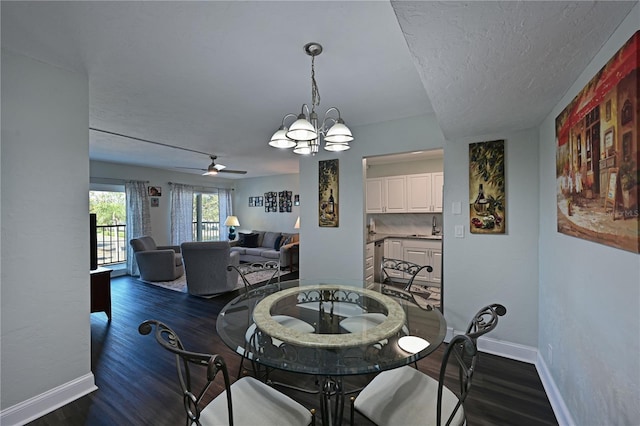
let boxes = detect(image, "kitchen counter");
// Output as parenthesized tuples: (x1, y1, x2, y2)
(366, 233, 442, 244)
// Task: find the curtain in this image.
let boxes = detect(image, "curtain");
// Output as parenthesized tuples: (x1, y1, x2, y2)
(219, 188, 233, 238)
(170, 183, 194, 245)
(125, 180, 152, 276)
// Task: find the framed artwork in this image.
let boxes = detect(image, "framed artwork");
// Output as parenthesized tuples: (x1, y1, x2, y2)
(319, 159, 339, 227)
(469, 140, 505, 234)
(256, 196, 263, 207)
(148, 186, 162, 197)
(294, 194, 300, 206)
(249, 197, 255, 207)
(264, 192, 277, 213)
(150, 197, 160, 207)
(279, 190, 292, 213)
(555, 31, 639, 253)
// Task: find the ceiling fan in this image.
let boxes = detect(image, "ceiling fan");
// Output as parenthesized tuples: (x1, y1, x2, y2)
(89, 128, 247, 175)
(177, 155, 247, 176)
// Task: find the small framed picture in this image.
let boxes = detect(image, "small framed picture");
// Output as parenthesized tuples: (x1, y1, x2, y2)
(150, 197, 160, 207)
(148, 186, 162, 197)
(605, 100, 612, 121)
(294, 194, 300, 206)
(256, 196, 263, 207)
(249, 197, 255, 207)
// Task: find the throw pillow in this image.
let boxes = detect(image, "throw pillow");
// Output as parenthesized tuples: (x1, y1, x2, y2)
(274, 235, 283, 250)
(244, 233, 259, 248)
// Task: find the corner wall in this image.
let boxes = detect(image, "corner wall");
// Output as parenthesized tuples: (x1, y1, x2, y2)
(537, 7, 640, 424)
(1, 49, 95, 422)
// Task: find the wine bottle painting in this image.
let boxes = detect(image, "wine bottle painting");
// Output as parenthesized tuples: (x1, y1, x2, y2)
(319, 159, 339, 227)
(469, 140, 506, 234)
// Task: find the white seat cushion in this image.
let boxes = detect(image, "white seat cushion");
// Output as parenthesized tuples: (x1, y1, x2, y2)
(201, 376, 312, 426)
(354, 365, 465, 426)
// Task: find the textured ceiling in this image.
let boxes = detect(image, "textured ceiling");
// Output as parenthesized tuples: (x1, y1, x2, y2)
(1, 1, 635, 178)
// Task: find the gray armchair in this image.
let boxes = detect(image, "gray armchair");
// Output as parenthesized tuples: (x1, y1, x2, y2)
(130, 236, 184, 282)
(180, 241, 241, 297)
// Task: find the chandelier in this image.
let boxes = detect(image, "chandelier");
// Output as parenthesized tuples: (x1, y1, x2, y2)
(269, 42, 353, 155)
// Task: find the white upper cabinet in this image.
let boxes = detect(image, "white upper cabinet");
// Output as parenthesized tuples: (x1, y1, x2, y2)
(366, 176, 407, 213)
(368, 172, 442, 213)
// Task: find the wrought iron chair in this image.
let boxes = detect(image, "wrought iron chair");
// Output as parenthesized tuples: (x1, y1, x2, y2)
(227, 260, 281, 293)
(138, 319, 315, 426)
(380, 257, 434, 294)
(466, 303, 507, 341)
(350, 334, 478, 426)
(227, 262, 315, 379)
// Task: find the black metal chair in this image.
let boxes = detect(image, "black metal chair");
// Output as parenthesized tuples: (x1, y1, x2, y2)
(380, 257, 434, 293)
(350, 334, 479, 426)
(227, 260, 281, 293)
(138, 319, 315, 426)
(466, 303, 507, 341)
(226, 262, 315, 379)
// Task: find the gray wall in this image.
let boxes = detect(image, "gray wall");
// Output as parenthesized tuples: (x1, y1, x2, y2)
(234, 174, 300, 234)
(538, 7, 640, 425)
(1, 50, 94, 410)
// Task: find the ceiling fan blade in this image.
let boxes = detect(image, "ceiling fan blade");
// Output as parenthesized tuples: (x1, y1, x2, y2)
(218, 169, 247, 174)
(176, 166, 206, 171)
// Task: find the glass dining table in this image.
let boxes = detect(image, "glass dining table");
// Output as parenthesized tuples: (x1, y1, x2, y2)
(216, 280, 446, 426)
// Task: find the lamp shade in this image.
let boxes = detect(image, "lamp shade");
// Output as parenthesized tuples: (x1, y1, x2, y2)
(269, 126, 296, 149)
(324, 142, 350, 152)
(293, 140, 312, 155)
(294, 217, 300, 229)
(224, 216, 240, 227)
(324, 120, 353, 143)
(287, 114, 317, 141)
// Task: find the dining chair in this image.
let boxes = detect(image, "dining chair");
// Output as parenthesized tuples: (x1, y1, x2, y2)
(465, 303, 507, 341)
(227, 260, 281, 293)
(380, 257, 434, 295)
(350, 334, 478, 426)
(138, 319, 315, 426)
(226, 262, 315, 379)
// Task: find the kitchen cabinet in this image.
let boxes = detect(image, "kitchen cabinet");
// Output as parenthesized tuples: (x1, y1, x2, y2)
(366, 172, 442, 213)
(365, 242, 375, 287)
(384, 238, 441, 284)
(365, 177, 406, 213)
(406, 172, 444, 213)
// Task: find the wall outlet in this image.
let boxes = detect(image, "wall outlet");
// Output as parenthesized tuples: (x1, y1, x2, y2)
(547, 344, 553, 365)
(454, 225, 464, 238)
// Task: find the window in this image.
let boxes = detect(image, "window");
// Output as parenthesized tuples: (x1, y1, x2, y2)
(89, 188, 127, 265)
(193, 192, 220, 241)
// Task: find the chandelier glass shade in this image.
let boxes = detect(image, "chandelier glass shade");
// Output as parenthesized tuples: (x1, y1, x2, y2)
(269, 42, 353, 155)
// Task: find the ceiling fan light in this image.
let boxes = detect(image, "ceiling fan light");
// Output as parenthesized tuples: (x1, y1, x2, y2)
(324, 120, 353, 143)
(269, 127, 297, 149)
(203, 163, 219, 175)
(293, 141, 312, 155)
(324, 142, 350, 152)
(287, 114, 317, 141)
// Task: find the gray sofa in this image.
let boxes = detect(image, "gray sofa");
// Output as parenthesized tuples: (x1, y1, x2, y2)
(230, 230, 299, 268)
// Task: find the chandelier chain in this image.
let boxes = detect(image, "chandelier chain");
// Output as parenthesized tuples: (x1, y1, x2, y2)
(311, 55, 321, 112)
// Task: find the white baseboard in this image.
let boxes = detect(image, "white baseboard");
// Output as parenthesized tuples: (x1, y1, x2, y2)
(445, 327, 538, 363)
(445, 327, 574, 426)
(0, 373, 97, 426)
(535, 354, 576, 426)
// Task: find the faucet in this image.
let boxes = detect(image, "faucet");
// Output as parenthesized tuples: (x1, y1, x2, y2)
(432, 216, 438, 235)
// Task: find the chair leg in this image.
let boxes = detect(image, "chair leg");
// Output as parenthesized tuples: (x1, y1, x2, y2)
(349, 396, 355, 426)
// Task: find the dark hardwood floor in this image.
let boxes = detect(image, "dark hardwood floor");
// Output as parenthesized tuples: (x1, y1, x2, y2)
(28, 275, 557, 426)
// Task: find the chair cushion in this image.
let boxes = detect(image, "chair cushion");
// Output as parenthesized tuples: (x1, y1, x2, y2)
(238, 232, 259, 248)
(174, 253, 183, 267)
(262, 232, 281, 249)
(245, 315, 315, 347)
(354, 365, 465, 426)
(201, 376, 313, 426)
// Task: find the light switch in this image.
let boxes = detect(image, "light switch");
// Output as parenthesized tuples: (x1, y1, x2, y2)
(455, 225, 464, 238)
(452, 201, 461, 215)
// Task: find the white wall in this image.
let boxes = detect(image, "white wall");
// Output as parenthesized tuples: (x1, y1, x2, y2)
(90, 160, 235, 246)
(537, 8, 640, 425)
(1, 49, 95, 417)
(234, 174, 300, 234)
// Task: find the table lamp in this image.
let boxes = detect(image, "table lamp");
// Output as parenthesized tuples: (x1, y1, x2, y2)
(294, 216, 300, 229)
(224, 215, 240, 240)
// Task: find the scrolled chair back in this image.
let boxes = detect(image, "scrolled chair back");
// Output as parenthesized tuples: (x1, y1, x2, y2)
(465, 303, 507, 341)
